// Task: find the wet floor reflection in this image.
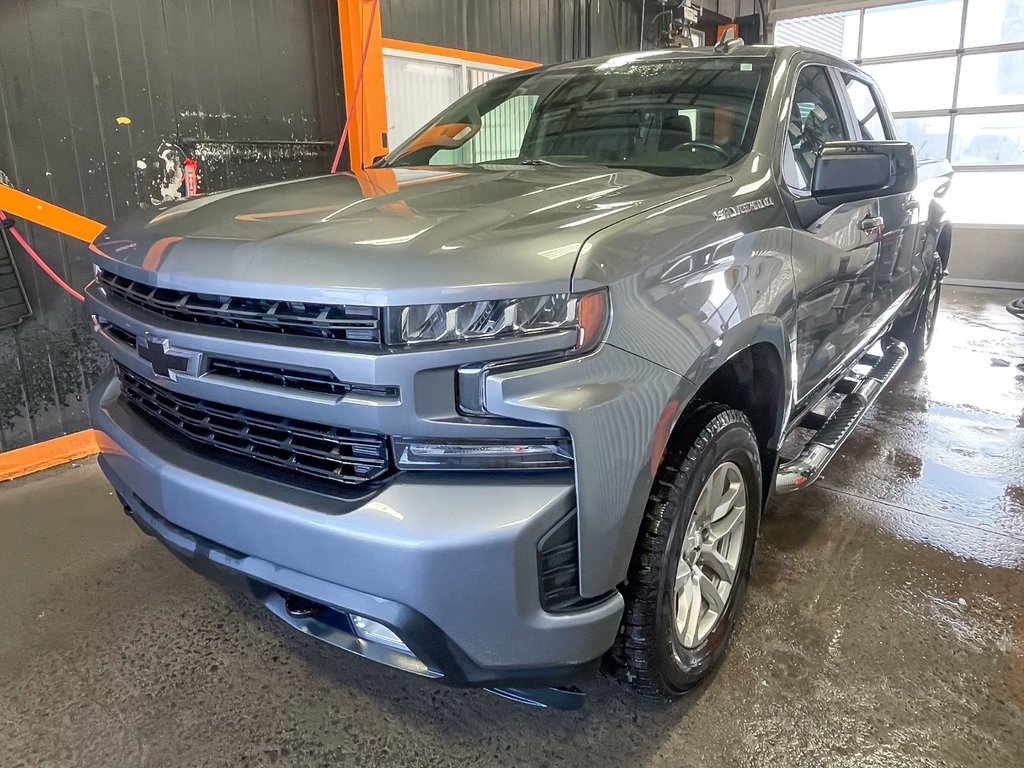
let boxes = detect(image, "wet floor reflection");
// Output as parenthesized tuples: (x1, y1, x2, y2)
(808, 286, 1024, 566)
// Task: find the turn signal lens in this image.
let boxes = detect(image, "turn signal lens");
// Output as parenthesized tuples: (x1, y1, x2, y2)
(575, 289, 609, 353)
(393, 438, 574, 470)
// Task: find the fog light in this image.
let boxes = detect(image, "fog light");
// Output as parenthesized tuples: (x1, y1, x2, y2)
(350, 614, 411, 654)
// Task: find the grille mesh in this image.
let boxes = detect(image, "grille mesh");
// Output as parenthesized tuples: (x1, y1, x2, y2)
(117, 365, 391, 485)
(98, 270, 381, 342)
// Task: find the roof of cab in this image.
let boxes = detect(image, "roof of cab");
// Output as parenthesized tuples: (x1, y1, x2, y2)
(539, 44, 859, 74)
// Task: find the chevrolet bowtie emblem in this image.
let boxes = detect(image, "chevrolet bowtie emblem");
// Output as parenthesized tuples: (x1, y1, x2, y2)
(136, 335, 199, 379)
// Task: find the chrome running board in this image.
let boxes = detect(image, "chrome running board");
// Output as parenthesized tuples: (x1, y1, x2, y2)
(776, 341, 908, 493)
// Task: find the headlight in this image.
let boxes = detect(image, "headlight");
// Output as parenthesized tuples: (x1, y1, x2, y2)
(384, 289, 608, 349)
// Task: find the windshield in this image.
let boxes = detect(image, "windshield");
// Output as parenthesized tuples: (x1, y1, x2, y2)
(384, 53, 773, 176)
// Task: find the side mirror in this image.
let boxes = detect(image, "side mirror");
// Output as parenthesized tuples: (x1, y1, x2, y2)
(811, 141, 917, 205)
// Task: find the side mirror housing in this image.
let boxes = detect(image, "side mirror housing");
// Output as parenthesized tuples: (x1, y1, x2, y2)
(812, 141, 917, 205)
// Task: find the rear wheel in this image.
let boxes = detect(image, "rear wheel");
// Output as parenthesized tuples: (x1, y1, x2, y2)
(607, 403, 762, 698)
(889, 259, 943, 362)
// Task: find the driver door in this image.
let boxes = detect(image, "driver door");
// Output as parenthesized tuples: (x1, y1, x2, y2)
(782, 64, 882, 404)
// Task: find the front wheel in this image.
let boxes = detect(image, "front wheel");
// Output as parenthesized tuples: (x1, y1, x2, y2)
(606, 403, 762, 698)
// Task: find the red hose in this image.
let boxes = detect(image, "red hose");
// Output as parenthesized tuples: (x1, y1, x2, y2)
(0, 210, 85, 303)
(330, 0, 381, 174)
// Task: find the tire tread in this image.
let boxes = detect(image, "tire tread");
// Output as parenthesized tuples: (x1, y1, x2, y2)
(607, 402, 756, 699)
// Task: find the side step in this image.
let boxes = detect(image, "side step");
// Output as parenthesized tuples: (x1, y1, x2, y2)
(776, 341, 908, 493)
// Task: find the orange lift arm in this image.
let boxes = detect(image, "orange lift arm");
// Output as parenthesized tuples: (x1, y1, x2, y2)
(0, 185, 104, 244)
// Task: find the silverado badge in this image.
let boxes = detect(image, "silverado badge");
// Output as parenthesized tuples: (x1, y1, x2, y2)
(712, 196, 775, 222)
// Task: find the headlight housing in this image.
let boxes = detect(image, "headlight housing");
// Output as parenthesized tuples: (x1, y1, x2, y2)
(384, 289, 608, 349)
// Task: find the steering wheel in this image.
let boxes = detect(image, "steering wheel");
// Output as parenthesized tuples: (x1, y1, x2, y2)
(676, 141, 731, 161)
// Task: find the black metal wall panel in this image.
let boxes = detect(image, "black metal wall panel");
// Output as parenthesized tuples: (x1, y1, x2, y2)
(381, 0, 644, 63)
(0, 0, 344, 451)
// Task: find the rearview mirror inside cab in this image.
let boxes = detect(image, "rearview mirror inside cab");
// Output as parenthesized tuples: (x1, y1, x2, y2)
(812, 141, 917, 205)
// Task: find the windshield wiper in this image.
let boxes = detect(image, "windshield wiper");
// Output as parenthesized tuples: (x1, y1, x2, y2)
(520, 158, 569, 167)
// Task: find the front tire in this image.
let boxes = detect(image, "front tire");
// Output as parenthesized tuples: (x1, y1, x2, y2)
(607, 403, 762, 698)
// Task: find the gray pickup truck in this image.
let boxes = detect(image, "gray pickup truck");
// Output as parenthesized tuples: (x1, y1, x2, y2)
(87, 44, 953, 707)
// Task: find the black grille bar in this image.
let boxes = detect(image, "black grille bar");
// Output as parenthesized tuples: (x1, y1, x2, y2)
(97, 318, 396, 400)
(206, 358, 398, 399)
(98, 270, 381, 342)
(116, 365, 391, 486)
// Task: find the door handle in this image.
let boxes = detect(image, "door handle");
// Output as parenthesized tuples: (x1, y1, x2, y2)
(858, 216, 884, 233)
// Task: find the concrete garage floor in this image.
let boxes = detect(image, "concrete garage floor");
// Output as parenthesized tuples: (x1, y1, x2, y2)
(1, 286, 1022, 768)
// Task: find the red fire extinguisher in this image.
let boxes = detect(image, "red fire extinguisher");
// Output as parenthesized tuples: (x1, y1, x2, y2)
(183, 157, 199, 197)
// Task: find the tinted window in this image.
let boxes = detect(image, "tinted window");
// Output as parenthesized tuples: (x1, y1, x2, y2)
(844, 76, 890, 141)
(784, 66, 851, 192)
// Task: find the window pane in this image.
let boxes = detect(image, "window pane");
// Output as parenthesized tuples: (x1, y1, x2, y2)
(952, 112, 1024, 165)
(861, 58, 957, 112)
(844, 76, 889, 140)
(964, 0, 1024, 47)
(957, 51, 1024, 108)
(435, 95, 539, 165)
(774, 12, 859, 59)
(861, 0, 963, 58)
(893, 116, 951, 161)
(942, 171, 1024, 224)
(784, 66, 851, 192)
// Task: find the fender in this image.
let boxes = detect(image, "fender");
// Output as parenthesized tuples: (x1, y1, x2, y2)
(613, 315, 793, 597)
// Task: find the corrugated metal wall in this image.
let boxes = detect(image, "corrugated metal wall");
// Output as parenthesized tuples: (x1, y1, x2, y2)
(380, 0, 645, 63)
(0, 0, 344, 451)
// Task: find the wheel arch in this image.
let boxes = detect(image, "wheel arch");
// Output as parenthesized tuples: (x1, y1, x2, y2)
(619, 320, 792, 589)
(675, 338, 789, 504)
(936, 222, 953, 271)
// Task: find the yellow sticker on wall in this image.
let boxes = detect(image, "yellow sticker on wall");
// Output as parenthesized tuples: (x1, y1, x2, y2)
(115, 116, 132, 125)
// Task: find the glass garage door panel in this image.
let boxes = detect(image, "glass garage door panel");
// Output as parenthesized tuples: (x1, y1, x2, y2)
(862, 58, 957, 112)
(957, 51, 1024, 108)
(894, 116, 951, 161)
(860, 0, 964, 58)
(952, 112, 1024, 165)
(773, 12, 859, 59)
(964, 0, 1024, 47)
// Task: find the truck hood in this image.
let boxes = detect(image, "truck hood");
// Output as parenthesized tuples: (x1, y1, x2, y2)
(92, 165, 729, 305)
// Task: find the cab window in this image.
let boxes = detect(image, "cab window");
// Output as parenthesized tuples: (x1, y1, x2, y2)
(783, 65, 850, 192)
(843, 76, 890, 141)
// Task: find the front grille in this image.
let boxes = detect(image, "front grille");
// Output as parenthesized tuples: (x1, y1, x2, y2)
(116, 365, 391, 486)
(206, 358, 398, 399)
(98, 270, 381, 342)
(98, 318, 396, 400)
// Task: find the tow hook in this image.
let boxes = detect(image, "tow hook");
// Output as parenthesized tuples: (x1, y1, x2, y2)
(284, 593, 323, 619)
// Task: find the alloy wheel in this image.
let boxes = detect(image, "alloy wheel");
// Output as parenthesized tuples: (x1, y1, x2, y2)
(673, 461, 747, 649)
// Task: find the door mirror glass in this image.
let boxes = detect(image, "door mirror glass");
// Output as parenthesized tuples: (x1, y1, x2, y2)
(811, 141, 917, 204)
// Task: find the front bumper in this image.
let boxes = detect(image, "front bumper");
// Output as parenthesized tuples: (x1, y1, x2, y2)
(91, 368, 624, 685)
